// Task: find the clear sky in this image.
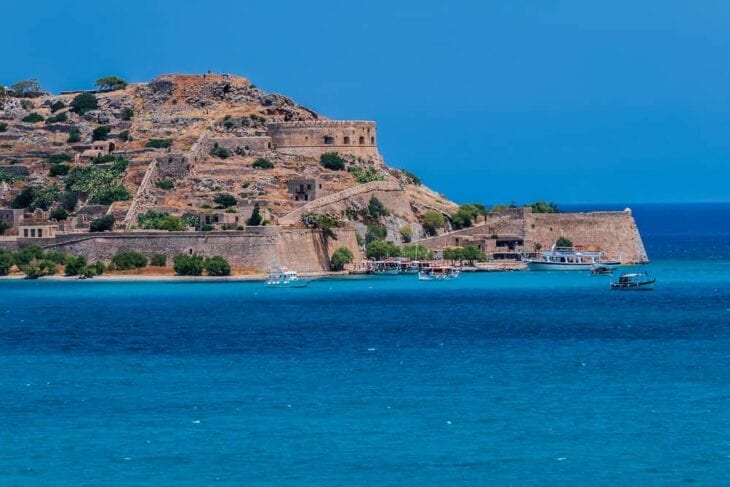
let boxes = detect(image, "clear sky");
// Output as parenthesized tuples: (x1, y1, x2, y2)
(2, 0, 729, 204)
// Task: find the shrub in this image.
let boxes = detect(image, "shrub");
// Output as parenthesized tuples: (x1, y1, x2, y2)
(18, 259, 57, 279)
(11, 79, 43, 98)
(21, 99, 34, 110)
(400, 225, 412, 243)
(401, 244, 432, 260)
(210, 144, 231, 159)
(111, 251, 147, 270)
(48, 164, 70, 177)
(21, 112, 44, 123)
(11, 187, 35, 209)
(301, 212, 342, 240)
(252, 158, 274, 169)
(67, 127, 81, 143)
(13, 245, 45, 266)
(90, 215, 115, 232)
(320, 152, 345, 170)
(0, 249, 14, 275)
(214, 193, 237, 208)
(50, 208, 69, 220)
(121, 107, 134, 120)
(348, 165, 383, 184)
(421, 210, 446, 236)
(93, 154, 117, 164)
(0, 122, 7, 132)
(330, 246, 353, 271)
(61, 191, 78, 211)
(461, 245, 486, 265)
(450, 204, 482, 230)
(246, 203, 263, 226)
(119, 130, 131, 141)
(556, 237, 573, 248)
(50, 100, 65, 112)
(400, 169, 422, 185)
(65, 163, 130, 205)
(44, 251, 69, 265)
(367, 197, 390, 219)
(64, 255, 88, 276)
(155, 179, 174, 190)
(205, 256, 231, 276)
(70, 92, 98, 114)
(145, 139, 172, 149)
(150, 254, 167, 267)
(92, 126, 111, 141)
(48, 153, 72, 164)
(138, 210, 184, 231)
(45, 111, 68, 124)
(173, 254, 205, 276)
(529, 201, 559, 213)
(366, 240, 400, 260)
(95, 76, 127, 92)
(12, 185, 59, 211)
(443, 247, 463, 263)
(0, 222, 10, 236)
(366, 223, 387, 244)
(94, 261, 105, 275)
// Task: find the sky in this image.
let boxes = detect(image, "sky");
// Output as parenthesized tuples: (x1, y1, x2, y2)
(2, 0, 730, 205)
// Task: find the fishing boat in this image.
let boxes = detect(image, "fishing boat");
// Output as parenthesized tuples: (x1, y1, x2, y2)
(265, 267, 310, 287)
(610, 272, 655, 290)
(523, 246, 620, 271)
(418, 266, 460, 281)
(368, 259, 402, 275)
(590, 264, 614, 276)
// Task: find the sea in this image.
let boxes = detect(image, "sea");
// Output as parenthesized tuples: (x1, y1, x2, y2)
(1, 203, 729, 485)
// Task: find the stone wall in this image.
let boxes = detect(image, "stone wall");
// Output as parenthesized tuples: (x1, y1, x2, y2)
(206, 136, 273, 155)
(266, 120, 379, 158)
(29, 226, 362, 272)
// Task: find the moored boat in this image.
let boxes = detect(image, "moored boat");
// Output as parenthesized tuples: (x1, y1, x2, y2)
(418, 266, 460, 281)
(590, 264, 614, 276)
(265, 267, 310, 287)
(610, 272, 655, 290)
(523, 246, 620, 271)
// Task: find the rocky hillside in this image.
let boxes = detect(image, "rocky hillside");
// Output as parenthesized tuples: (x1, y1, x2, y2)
(0, 73, 456, 241)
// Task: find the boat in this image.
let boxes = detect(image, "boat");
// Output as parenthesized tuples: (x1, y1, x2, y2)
(265, 267, 310, 287)
(523, 246, 620, 271)
(610, 272, 655, 290)
(418, 266, 460, 281)
(368, 259, 402, 275)
(590, 264, 614, 276)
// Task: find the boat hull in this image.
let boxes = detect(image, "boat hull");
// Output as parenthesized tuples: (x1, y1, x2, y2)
(527, 261, 620, 271)
(610, 279, 655, 290)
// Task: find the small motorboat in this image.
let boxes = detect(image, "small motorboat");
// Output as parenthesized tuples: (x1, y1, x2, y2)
(265, 267, 310, 288)
(610, 272, 655, 290)
(418, 266, 460, 281)
(590, 264, 614, 276)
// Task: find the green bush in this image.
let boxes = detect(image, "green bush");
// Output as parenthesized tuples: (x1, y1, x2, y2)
(95, 76, 127, 92)
(90, 215, 115, 232)
(48, 153, 72, 164)
(252, 158, 274, 169)
(205, 256, 231, 276)
(330, 246, 353, 271)
(366, 240, 400, 260)
(121, 107, 134, 120)
(13, 245, 44, 266)
(21, 112, 44, 123)
(21, 99, 35, 110)
(145, 139, 172, 149)
(529, 201, 559, 213)
(111, 251, 147, 270)
(18, 259, 57, 279)
(365, 223, 387, 244)
(50, 100, 65, 112)
(173, 254, 205, 276)
(367, 196, 390, 219)
(11, 187, 35, 209)
(150, 254, 167, 267)
(11, 79, 43, 98)
(450, 204, 483, 230)
(214, 193, 237, 208)
(400, 225, 412, 243)
(119, 130, 131, 141)
(0, 249, 14, 275)
(300, 212, 342, 240)
(48, 164, 70, 177)
(92, 126, 111, 141)
(210, 144, 231, 159)
(556, 237, 573, 248)
(94, 261, 105, 275)
(70, 92, 98, 114)
(65, 163, 130, 205)
(401, 244, 432, 260)
(421, 210, 446, 236)
(400, 168, 421, 185)
(44, 251, 69, 265)
(64, 255, 88, 276)
(348, 165, 384, 184)
(155, 179, 174, 190)
(61, 191, 78, 211)
(0, 222, 10, 236)
(50, 208, 68, 220)
(93, 154, 117, 164)
(12, 185, 59, 211)
(0, 122, 7, 132)
(320, 152, 345, 170)
(45, 111, 68, 124)
(246, 204, 263, 226)
(138, 210, 184, 231)
(67, 127, 81, 143)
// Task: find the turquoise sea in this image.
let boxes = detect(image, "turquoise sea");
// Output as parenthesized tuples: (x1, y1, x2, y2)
(1, 203, 729, 485)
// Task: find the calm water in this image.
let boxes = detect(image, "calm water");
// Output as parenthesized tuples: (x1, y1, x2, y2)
(1, 204, 729, 485)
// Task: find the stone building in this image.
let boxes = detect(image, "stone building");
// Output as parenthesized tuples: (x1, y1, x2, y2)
(287, 178, 321, 202)
(18, 222, 57, 238)
(0, 208, 24, 230)
(266, 120, 378, 157)
(76, 140, 116, 162)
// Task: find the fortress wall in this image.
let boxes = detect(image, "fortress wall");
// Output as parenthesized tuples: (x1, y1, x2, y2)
(156, 153, 191, 179)
(526, 210, 648, 263)
(266, 120, 379, 158)
(34, 227, 362, 272)
(207, 136, 273, 155)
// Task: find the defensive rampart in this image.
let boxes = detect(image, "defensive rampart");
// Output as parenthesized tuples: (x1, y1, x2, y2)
(266, 120, 379, 157)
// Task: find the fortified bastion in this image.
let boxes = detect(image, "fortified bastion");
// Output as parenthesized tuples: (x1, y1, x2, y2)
(266, 120, 378, 158)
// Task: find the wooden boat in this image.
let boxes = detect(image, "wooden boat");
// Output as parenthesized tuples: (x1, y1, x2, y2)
(418, 266, 460, 281)
(610, 272, 655, 290)
(265, 267, 310, 287)
(590, 264, 614, 276)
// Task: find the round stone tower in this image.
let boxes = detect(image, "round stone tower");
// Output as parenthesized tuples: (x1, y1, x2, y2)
(266, 120, 378, 158)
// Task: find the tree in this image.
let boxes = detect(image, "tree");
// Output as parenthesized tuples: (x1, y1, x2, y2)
(95, 76, 127, 92)
(50, 208, 69, 221)
(214, 193, 237, 208)
(366, 240, 400, 260)
(18, 259, 57, 279)
(443, 247, 464, 263)
(13, 245, 44, 266)
(121, 107, 134, 120)
(400, 244, 432, 260)
(67, 127, 81, 143)
(0, 249, 14, 275)
(367, 196, 390, 219)
(11, 79, 43, 97)
(365, 223, 387, 244)
(210, 144, 231, 159)
(252, 158, 274, 169)
(12, 187, 36, 209)
(421, 210, 446, 236)
(92, 126, 111, 141)
(70, 92, 98, 114)
(529, 201, 559, 213)
(155, 179, 174, 190)
(90, 215, 115, 232)
(173, 254, 205, 276)
(450, 204, 481, 230)
(50, 100, 65, 112)
(320, 152, 345, 170)
(205, 256, 231, 276)
(301, 212, 342, 240)
(111, 251, 147, 270)
(556, 237, 573, 248)
(246, 203, 263, 226)
(461, 245, 486, 265)
(64, 255, 88, 276)
(137, 210, 184, 231)
(330, 246, 353, 271)
(0, 223, 10, 236)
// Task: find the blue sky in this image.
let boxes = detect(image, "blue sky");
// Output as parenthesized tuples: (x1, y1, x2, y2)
(2, 0, 729, 204)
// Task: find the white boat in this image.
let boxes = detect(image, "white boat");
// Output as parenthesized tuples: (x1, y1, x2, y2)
(523, 246, 620, 271)
(265, 267, 310, 287)
(418, 266, 460, 281)
(610, 272, 655, 290)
